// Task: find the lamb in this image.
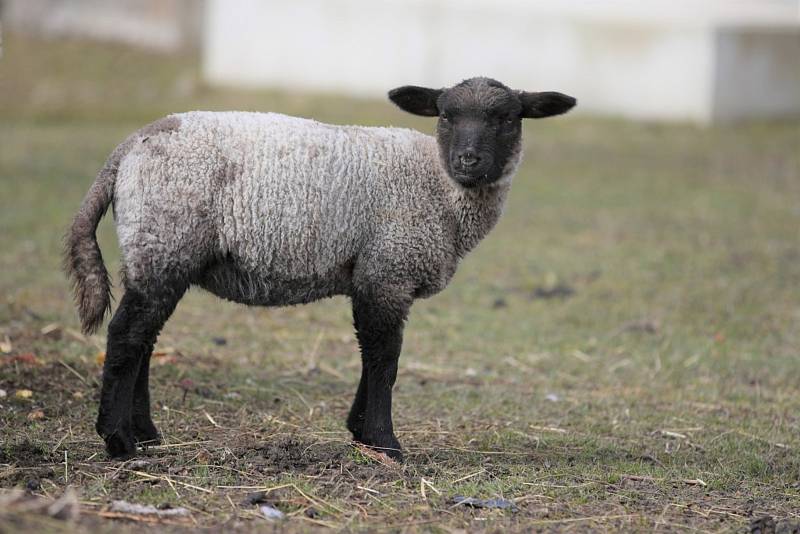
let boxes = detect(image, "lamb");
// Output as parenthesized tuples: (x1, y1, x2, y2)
(64, 77, 576, 460)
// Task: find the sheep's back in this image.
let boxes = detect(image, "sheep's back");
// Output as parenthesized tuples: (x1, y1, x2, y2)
(113, 111, 444, 295)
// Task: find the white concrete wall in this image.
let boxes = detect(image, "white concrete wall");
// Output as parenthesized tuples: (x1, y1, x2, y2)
(2, 0, 203, 51)
(202, 0, 800, 122)
(713, 27, 800, 121)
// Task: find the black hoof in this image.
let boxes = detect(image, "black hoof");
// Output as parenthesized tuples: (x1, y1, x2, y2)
(346, 415, 364, 442)
(133, 418, 161, 445)
(379, 446, 404, 462)
(104, 430, 137, 459)
(98, 416, 137, 459)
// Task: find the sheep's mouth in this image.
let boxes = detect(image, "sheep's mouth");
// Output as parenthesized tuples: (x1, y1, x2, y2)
(451, 162, 492, 181)
(452, 172, 491, 188)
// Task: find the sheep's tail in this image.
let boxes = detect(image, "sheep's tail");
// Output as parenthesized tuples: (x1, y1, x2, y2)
(63, 142, 129, 335)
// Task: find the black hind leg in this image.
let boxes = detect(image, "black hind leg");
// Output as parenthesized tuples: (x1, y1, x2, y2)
(132, 350, 160, 445)
(96, 285, 183, 458)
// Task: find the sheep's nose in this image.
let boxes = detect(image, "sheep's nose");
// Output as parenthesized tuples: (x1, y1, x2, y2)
(458, 150, 480, 168)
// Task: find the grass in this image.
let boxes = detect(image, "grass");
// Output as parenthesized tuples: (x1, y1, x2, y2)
(1, 34, 799, 532)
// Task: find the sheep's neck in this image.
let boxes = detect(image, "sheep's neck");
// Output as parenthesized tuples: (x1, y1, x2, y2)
(449, 180, 512, 258)
(428, 139, 521, 257)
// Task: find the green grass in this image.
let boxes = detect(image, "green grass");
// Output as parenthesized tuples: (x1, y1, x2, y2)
(1, 34, 799, 532)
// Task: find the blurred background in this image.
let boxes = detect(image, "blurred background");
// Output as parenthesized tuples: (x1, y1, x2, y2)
(2, 0, 799, 121)
(0, 1, 799, 529)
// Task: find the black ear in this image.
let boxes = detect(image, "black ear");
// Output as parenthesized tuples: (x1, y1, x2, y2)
(519, 91, 577, 119)
(388, 85, 443, 117)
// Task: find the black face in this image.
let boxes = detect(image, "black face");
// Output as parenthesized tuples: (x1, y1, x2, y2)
(388, 77, 576, 188)
(436, 79, 522, 187)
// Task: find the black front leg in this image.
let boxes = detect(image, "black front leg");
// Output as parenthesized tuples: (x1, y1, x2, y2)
(348, 293, 408, 461)
(346, 369, 368, 442)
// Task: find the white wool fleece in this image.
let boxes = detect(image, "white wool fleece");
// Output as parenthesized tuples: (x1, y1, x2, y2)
(110, 111, 518, 306)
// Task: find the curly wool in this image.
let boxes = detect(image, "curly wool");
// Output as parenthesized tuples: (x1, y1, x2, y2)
(93, 111, 517, 312)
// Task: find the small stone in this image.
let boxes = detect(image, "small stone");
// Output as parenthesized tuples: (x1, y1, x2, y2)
(260, 504, 285, 520)
(15, 389, 33, 399)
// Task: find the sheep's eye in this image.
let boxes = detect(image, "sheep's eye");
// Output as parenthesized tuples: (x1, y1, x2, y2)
(440, 113, 450, 122)
(505, 116, 516, 125)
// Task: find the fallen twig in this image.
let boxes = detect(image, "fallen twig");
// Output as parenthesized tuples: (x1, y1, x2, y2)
(121, 469, 212, 494)
(420, 478, 440, 500)
(621, 474, 707, 487)
(109, 500, 190, 518)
